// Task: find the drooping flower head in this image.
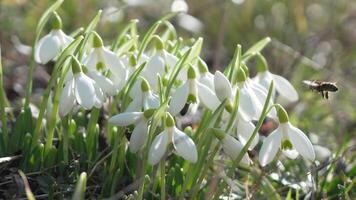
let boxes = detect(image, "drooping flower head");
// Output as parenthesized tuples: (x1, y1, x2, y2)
(35, 12, 74, 64)
(83, 32, 127, 91)
(59, 57, 103, 116)
(253, 53, 299, 102)
(259, 105, 315, 166)
(148, 113, 198, 165)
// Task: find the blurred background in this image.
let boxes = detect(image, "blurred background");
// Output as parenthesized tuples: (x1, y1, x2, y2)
(0, 0, 355, 155)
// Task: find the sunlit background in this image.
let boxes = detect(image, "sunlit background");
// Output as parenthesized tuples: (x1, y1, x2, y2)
(0, 0, 355, 161)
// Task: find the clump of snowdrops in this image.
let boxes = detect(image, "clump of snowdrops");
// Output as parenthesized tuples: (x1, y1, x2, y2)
(0, 1, 319, 199)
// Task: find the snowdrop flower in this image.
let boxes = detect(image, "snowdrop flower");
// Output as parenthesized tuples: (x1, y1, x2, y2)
(141, 36, 178, 90)
(236, 116, 259, 150)
(235, 69, 263, 121)
(197, 58, 214, 90)
(168, 66, 220, 116)
(212, 128, 251, 165)
(253, 53, 298, 102)
(109, 109, 155, 153)
(35, 13, 73, 64)
(148, 113, 198, 165)
(59, 57, 101, 116)
(259, 105, 315, 166)
(126, 78, 160, 112)
(83, 32, 127, 91)
(86, 71, 116, 97)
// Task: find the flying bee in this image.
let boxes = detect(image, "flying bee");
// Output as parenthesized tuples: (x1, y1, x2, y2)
(303, 80, 338, 99)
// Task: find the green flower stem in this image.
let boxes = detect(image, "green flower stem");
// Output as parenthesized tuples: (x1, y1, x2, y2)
(160, 160, 166, 200)
(137, 101, 168, 200)
(61, 116, 69, 165)
(0, 46, 8, 153)
(44, 59, 71, 152)
(213, 81, 274, 199)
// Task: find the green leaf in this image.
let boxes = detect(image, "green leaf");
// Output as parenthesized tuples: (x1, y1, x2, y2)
(243, 37, 271, 57)
(77, 10, 102, 60)
(111, 19, 139, 51)
(10, 107, 34, 153)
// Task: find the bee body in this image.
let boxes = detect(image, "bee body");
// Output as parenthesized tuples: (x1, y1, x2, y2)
(303, 80, 338, 99)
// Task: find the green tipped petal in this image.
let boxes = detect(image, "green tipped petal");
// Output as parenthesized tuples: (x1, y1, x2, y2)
(165, 113, 175, 127)
(51, 12, 62, 30)
(276, 104, 289, 123)
(92, 32, 103, 48)
(282, 139, 293, 150)
(141, 78, 150, 92)
(256, 53, 268, 72)
(71, 57, 82, 74)
(187, 66, 196, 79)
(211, 128, 225, 140)
(236, 69, 246, 83)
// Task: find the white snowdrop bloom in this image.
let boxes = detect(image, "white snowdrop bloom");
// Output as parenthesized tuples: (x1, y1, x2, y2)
(141, 37, 178, 91)
(259, 105, 315, 166)
(242, 64, 277, 119)
(235, 69, 263, 121)
(168, 66, 220, 116)
(253, 53, 298, 102)
(148, 113, 198, 165)
(212, 129, 251, 165)
(83, 32, 127, 91)
(59, 57, 100, 117)
(35, 13, 73, 64)
(197, 58, 214, 90)
(214, 71, 233, 102)
(126, 78, 160, 112)
(109, 109, 155, 153)
(87, 71, 116, 97)
(236, 116, 259, 150)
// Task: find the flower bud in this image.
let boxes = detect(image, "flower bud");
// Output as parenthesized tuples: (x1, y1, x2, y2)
(198, 58, 208, 74)
(143, 109, 155, 119)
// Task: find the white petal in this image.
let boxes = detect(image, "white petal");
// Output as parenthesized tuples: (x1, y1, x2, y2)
(173, 127, 198, 163)
(222, 134, 251, 165)
(142, 54, 165, 90)
(168, 82, 189, 116)
(236, 118, 259, 149)
(82, 49, 98, 71)
(59, 79, 75, 117)
(283, 149, 299, 159)
(35, 32, 61, 64)
(163, 50, 178, 69)
(126, 98, 142, 112)
(199, 72, 215, 90)
(272, 74, 299, 102)
(102, 47, 128, 81)
(129, 120, 149, 153)
(239, 86, 257, 119)
(88, 71, 117, 96)
(108, 112, 143, 126)
(197, 82, 220, 111)
(143, 92, 160, 110)
(214, 71, 232, 101)
(259, 127, 282, 166)
(287, 123, 315, 161)
(74, 73, 96, 109)
(92, 82, 105, 108)
(148, 131, 169, 165)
